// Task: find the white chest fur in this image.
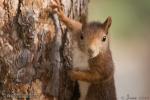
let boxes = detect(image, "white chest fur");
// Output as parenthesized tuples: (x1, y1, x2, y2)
(72, 42, 90, 100)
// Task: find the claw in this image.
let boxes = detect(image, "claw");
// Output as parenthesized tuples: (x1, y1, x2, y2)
(50, 0, 62, 10)
(50, 0, 64, 15)
(68, 70, 76, 81)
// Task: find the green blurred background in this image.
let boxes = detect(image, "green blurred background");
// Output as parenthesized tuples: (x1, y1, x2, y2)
(89, 0, 150, 99)
(89, 0, 150, 40)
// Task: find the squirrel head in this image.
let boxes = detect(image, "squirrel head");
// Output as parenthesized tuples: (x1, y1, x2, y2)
(77, 16, 112, 58)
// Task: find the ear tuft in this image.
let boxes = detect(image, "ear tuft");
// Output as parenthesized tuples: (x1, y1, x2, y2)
(103, 16, 112, 33)
(80, 14, 87, 30)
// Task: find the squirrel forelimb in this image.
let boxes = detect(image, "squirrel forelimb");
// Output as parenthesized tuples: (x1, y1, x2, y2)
(51, 3, 82, 33)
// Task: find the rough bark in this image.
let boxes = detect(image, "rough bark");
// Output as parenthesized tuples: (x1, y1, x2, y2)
(0, 0, 88, 100)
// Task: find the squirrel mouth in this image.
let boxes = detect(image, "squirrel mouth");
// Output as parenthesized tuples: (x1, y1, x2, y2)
(88, 53, 94, 58)
(88, 52, 99, 58)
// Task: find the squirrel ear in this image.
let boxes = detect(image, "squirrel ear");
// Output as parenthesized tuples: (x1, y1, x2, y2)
(80, 15, 87, 30)
(102, 16, 112, 34)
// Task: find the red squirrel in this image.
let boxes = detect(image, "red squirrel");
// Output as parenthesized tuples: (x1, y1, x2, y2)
(51, 4, 117, 100)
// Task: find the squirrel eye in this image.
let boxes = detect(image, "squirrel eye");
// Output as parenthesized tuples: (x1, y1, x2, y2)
(102, 36, 107, 42)
(80, 34, 84, 40)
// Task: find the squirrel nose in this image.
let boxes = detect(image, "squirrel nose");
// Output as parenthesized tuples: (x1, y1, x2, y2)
(88, 49, 94, 55)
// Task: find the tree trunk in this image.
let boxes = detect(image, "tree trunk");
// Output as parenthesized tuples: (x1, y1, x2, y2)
(0, 0, 89, 100)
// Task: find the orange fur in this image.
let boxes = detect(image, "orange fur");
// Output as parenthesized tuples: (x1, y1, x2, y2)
(51, 3, 116, 100)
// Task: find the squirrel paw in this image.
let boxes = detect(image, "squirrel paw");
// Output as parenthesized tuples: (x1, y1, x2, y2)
(50, 0, 64, 16)
(68, 69, 79, 81)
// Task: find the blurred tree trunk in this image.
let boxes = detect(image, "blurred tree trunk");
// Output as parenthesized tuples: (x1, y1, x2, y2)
(0, 0, 88, 100)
